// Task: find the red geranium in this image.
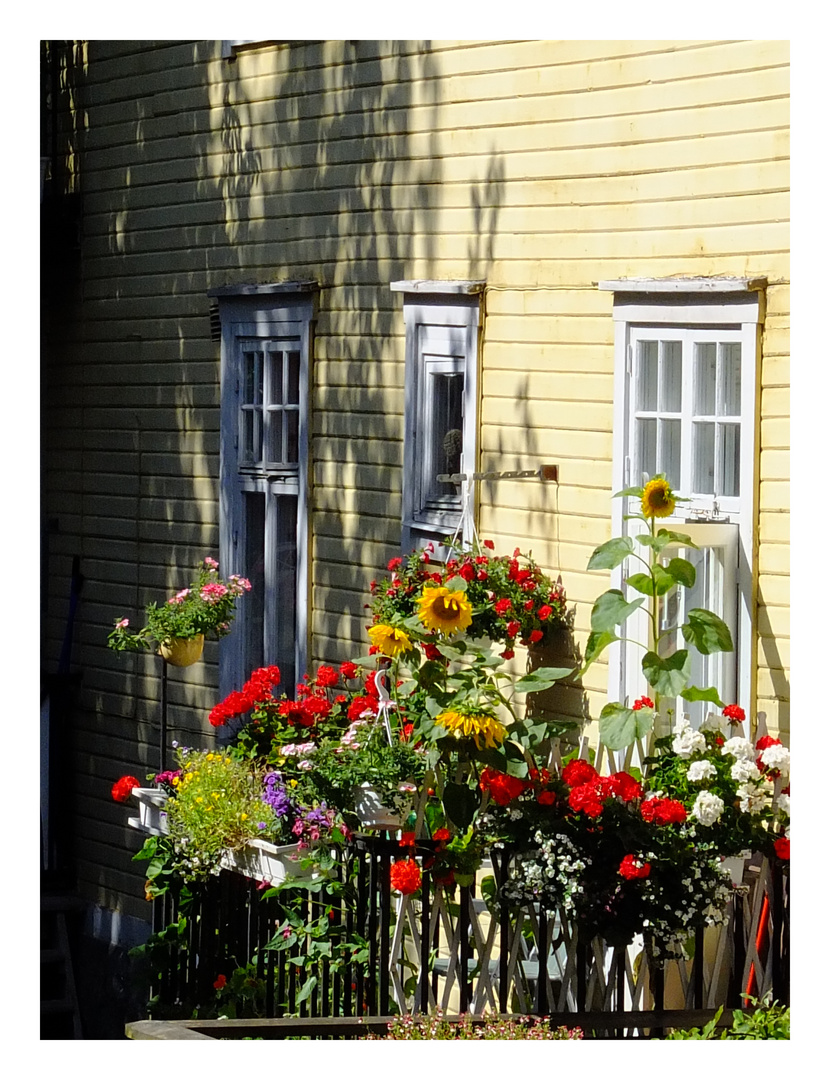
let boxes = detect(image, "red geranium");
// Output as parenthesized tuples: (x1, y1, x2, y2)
(641, 797, 687, 825)
(562, 759, 598, 788)
(315, 665, 338, 688)
(213, 974, 227, 990)
(537, 790, 557, 806)
(568, 782, 605, 818)
(390, 858, 422, 895)
(111, 775, 141, 803)
(459, 562, 475, 582)
(507, 620, 521, 637)
(529, 629, 543, 644)
(723, 703, 746, 723)
(773, 836, 790, 861)
(500, 648, 515, 660)
(422, 642, 442, 661)
(538, 604, 553, 621)
(339, 661, 359, 680)
(387, 557, 403, 572)
(494, 598, 512, 616)
(632, 696, 654, 711)
(606, 771, 643, 802)
(479, 767, 527, 807)
(619, 855, 651, 880)
(756, 734, 782, 751)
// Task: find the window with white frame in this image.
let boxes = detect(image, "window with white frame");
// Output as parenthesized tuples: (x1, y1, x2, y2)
(209, 282, 315, 700)
(600, 279, 765, 726)
(391, 282, 483, 554)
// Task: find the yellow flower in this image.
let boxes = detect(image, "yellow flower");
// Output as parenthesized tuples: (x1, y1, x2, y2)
(417, 587, 473, 636)
(212, 791, 220, 800)
(641, 477, 676, 519)
(435, 709, 507, 749)
(241, 813, 248, 821)
(368, 623, 413, 657)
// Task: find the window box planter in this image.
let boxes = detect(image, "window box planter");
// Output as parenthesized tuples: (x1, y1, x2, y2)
(352, 783, 407, 829)
(220, 838, 321, 886)
(128, 787, 169, 836)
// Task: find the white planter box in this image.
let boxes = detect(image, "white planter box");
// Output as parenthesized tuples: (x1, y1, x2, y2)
(352, 783, 406, 829)
(128, 787, 169, 836)
(220, 839, 320, 886)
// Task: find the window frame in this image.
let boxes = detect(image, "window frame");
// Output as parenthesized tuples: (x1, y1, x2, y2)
(391, 281, 484, 554)
(209, 281, 316, 701)
(600, 279, 765, 721)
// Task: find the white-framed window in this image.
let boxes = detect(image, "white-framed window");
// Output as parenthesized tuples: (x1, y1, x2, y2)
(390, 281, 484, 554)
(600, 278, 765, 725)
(208, 281, 316, 699)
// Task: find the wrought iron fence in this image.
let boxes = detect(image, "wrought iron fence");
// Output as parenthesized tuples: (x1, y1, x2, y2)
(142, 834, 787, 1035)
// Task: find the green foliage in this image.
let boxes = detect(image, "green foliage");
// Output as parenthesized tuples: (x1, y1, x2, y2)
(667, 996, 790, 1039)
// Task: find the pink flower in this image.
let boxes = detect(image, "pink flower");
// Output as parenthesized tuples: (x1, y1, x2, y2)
(169, 588, 190, 604)
(200, 582, 229, 603)
(204, 556, 219, 569)
(115, 618, 129, 629)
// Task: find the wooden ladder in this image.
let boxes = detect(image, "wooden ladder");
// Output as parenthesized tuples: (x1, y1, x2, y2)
(41, 894, 84, 1039)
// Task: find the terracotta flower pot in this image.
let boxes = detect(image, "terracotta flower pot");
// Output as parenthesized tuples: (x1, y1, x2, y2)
(159, 634, 205, 667)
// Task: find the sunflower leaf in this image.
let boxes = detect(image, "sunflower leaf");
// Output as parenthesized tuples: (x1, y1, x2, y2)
(443, 782, 479, 831)
(682, 609, 734, 654)
(513, 666, 573, 694)
(581, 629, 618, 671)
(642, 649, 691, 697)
(614, 486, 645, 498)
(586, 536, 634, 571)
(681, 684, 724, 706)
(665, 556, 696, 588)
(598, 702, 654, 750)
(652, 564, 678, 596)
(625, 573, 655, 596)
(590, 589, 645, 633)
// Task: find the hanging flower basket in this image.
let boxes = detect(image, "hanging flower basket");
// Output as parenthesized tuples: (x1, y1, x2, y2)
(352, 783, 407, 829)
(159, 634, 205, 667)
(128, 787, 170, 836)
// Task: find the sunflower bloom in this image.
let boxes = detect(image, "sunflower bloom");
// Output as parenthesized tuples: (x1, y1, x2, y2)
(367, 623, 413, 657)
(417, 586, 473, 636)
(641, 477, 676, 519)
(435, 709, 507, 749)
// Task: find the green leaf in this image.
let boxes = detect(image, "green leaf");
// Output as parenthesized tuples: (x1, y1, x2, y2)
(625, 572, 656, 596)
(295, 975, 318, 1005)
(642, 649, 691, 697)
(682, 608, 734, 654)
(598, 702, 654, 750)
(681, 685, 725, 707)
(590, 589, 644, 633)
(443, 782, 479, 831)
(586, 536, 634, 571)
(666, 557, 696, 589)
(443, 575, 469, 593)
(582, 629, 618, 671)
(613, 485, 644, 498)
(513, 666, 573, 693)
(474, 747, 509, 771)
(637, 528, 698, 554)
(651, 564, 677, 596)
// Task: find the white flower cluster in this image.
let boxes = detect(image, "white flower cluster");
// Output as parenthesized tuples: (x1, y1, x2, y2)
(691, 790, 724, 826)
(687, 760, 717, 783)
(672, 717, 707, 759)
(721, 736, 755, 760)
(503, 833, 587, 916)
(700, 713, 729, 737)
(760, 743, 790, 777)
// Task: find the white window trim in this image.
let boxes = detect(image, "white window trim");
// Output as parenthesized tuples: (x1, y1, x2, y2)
(209, 281, 316, 700)
(601, 278, 765, 720)
(391, 281, 484, 554)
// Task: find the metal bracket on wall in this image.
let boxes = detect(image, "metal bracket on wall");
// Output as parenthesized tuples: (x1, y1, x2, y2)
(436, 464, 558, 484)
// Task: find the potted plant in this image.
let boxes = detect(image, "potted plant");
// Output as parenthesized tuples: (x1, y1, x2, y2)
(107, 557, 252, 666)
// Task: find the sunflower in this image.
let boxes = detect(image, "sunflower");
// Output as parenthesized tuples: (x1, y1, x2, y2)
(417, 586, 473, 636)
(367, 623, 413, 657)
(435, 709, 507, 749)
(640, 476, 676, 519)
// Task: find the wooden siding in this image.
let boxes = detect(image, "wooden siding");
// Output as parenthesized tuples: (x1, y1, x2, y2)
(41, 38, 789, 927)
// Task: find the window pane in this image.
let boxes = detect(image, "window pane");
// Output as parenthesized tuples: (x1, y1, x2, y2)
(659, 418, 681, 490)
(274, 494, 298, 693)
(719, 422, 741, 497)
(636, 417, 656, 482)
(241, 409, 261, 464)
(285, 410, 299, 464)
(427, 371, 464, 501)
(268, 411, 283, 463)
(243, 351, 263, 405)
(659, 340, 682, 412)
(694, 342, 717, 416)
(244, 492, 266, 671)
(270, 352, 284, 405)
(636, 340, 658, 411)
(693, 422, 715, 494)
(286, 351, 300, 405)
(718, 342, 741, 416)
